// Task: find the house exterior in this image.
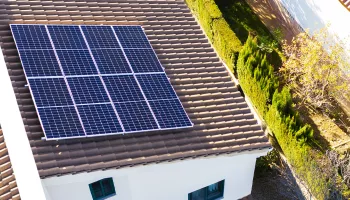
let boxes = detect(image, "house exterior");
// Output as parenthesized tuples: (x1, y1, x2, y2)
(0, 0, 270, 200)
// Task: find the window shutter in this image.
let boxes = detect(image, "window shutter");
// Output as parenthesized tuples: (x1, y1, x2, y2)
(89, 184, 96, 199)
(89, 177, 116, 200)
(101, 178, 116, 196)
(90, 181, 104, 199)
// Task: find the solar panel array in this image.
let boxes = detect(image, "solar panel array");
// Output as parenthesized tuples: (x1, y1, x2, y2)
(11, 24, 193, 140)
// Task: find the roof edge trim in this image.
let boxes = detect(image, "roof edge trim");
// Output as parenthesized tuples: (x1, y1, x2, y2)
(0, 49, 46, 199)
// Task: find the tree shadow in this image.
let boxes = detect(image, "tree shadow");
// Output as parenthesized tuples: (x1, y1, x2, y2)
(296, 106, 331, 151)
(253, 146, 306, 200)
(214, 0, 275, 44)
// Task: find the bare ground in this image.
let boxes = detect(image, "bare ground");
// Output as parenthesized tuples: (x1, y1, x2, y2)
(251, 158, 307, 200)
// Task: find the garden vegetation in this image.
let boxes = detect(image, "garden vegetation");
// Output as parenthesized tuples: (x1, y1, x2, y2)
(186, 0, 349, 198)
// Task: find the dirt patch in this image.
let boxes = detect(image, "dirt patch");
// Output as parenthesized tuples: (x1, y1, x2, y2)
(310, 113, 350, 152)
(252, 161, 306, 200)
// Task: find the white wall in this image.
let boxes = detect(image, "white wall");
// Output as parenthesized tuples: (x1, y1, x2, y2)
(279, 0, 350, 50)
(42, 149, 268, 200)
(0, 43, 46, 200)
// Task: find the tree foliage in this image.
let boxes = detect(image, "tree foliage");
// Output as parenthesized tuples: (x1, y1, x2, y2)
(185, 0, 242, 71)
(280, 28, 350, 110)
(236, 36, 345, 199)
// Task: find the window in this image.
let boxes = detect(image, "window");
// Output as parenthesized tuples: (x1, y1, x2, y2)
(188, 180, 225, 200)
(89, 177, 116, 200)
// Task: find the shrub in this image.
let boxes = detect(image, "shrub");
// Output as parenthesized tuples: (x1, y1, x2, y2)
(238, 36, 333, 199)
(185, 0, 242, 71)
(237, 36, 278, 115)
(186, 0, 341, 198)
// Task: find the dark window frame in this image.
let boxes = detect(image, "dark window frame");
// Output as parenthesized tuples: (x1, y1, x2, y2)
(188, 180, 225, 200)
(89, 177, 116, 200)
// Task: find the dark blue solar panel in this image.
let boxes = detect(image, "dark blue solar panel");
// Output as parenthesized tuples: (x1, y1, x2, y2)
(29, 78, 73, 107)
(103, 75, 144, 103)
(136, 73, 177, 100)
(149, 99, 192, 129)
(113, 26, 152, 49)
(91, 49, 131, 74)
(38, 106, 85, 139)
(11, 24, 192, 139)
(47, 25, 87, 49)
(124, 49, 163, 73)
(19, 50, 62, 77)
(77, 104, 123, 135)
(56, 50, 97, 75)
(81, 26, 121, 49)
(67, 76, 110, 104)
(114, 101, 158, 132)
(11, 25, 52, 50)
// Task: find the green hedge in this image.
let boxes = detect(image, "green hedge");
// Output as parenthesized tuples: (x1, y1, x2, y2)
(237, 37, 279, 114)
(186, 0, 335, 198)
(186, 0, 242, 71)
(238, 36, 329, 199)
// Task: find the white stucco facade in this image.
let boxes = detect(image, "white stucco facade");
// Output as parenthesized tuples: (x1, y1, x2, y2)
(42, 149, 268, 200)
(0, 44, 46, 200)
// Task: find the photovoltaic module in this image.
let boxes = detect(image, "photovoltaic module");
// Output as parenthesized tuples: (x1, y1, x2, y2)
(11, 24, 193, 140)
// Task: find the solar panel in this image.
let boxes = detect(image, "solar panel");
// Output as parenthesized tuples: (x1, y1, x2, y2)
(38, 106, 85, 139)
(77, 104, 123, 135)
(124, 48, 164, 73)
(113, 26, 152, 49)
(11, 24, 192, 140)
(11, 25, 52, 50)
(56, 50, 97, 75)
(136, 74, 178, 100)
(18, 50, 61, 77)
(81, 26, 121, 49)
(67, 76, 110, 104)
(114, 101, 159, 132)
(149, 99, 193, 129)
(47, 25, 87, 49)
(103, 75, 144, 103)
(91, 49, 131, 74)
(28, 78, 73, 107)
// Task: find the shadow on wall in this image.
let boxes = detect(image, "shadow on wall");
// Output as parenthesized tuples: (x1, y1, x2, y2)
(279, 0, 326, 34)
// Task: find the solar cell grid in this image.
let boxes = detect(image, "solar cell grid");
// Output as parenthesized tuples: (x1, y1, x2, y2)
(11, 25, 52, 50)
(149, 99, 192, 129)
(67, 76, 110, 105)
(114, 101, 158, 132)
(11, 24, 193, 140)
(81, 26, 121, 49)
(136, 74, 177, 100)
(19, 50, 62, 77)
(56, 50, 97, 76)
(47, 25, 87, 49)
(113, 26, 152, 49)
(91, 49, 131, 74)
(78, 104, 123, 135)
(28, 78, 73, 107)
(38, 106, 85, 139)
(103, 75, 145, 103)
(124, 48, 164, 73)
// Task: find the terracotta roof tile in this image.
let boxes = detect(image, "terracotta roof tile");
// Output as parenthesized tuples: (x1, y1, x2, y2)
(0, 0, 270, 178)
(0, 130, 21, 199)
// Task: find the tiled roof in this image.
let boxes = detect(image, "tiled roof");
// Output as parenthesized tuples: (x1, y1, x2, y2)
(0, 130, 20, 200)
(340, 0, 350, 10)
(0, 0, 270, 178)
